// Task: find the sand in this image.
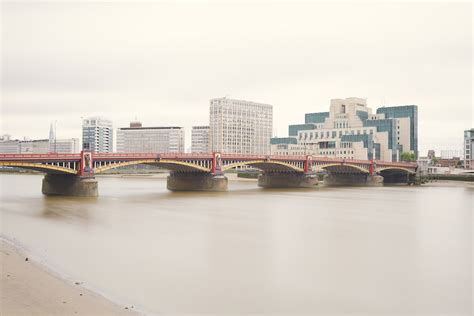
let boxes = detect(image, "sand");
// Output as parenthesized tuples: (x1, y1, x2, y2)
(0, 240, 140, 315)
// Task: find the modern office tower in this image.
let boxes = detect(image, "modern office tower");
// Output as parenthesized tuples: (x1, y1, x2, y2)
(209, 97, 273, 154)
(376, 105, 418, 158)
(0, 134, 20, 153)
(271, 97, 418, 162)
(464, 128, 474, 169)
(82, 117, 113, 153)
(116, 121, 184, 153)
(191, 126, 210, 153)
(19, 139, 50, 154)
(52, 138, 80, 153)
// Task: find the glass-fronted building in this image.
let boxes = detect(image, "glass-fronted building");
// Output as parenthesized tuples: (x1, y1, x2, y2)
(117, 122, 184, 153)
(464, 128, 474, 169)
(82, 117, 113, 153)
(376, 105, 418, 158)
(271, 98, 418, 162)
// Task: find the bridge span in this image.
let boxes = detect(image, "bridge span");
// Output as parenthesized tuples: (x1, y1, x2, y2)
(0, 152, 418, 196)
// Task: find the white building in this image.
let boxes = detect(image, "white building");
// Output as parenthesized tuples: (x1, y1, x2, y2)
(191, 126, 210, 153)
(464, 128, 474, 170)
(0, 135, 20, 153)
(440, 149, 463, 159)
(50, 138, 80, 154)
(271, 97, 417, 162)
(209, 97, 273, 154)
(82, 116, 113, 153)
(116, 121, 184, 153)
(19, 139, 50, 154)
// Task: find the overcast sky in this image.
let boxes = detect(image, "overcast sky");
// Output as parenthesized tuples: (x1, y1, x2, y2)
(1, 1, 472, 154)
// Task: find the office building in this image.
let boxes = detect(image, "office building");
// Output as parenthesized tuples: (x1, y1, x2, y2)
(51, 138, 80, 153)
(191, 126, 210, 153)
(440, 149, 463, 159)
(19, 139, 50, 154)
(464, 128, 474, 169)
(271, 97, 418, 162)
(0, 134, 20, 153)
(209, 97, 273, 154)
(117, 121, 184, 153)
(82, 117, 113, 153)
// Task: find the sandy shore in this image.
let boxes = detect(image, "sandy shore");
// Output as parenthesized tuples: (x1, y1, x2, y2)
(0, 240, 140, 316)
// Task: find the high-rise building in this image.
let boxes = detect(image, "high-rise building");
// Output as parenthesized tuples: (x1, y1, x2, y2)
(116, 121, 184, 153)
(209, 97, 273, 154)
(271, 98, 418, 162)
(82, 117, 113, 153)
(376, 105, 418, 158)
(191, 126, 210, 153)
(463, 128, 474, 169)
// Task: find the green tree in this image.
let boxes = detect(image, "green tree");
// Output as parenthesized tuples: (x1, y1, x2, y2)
(400, 151, 416, 162)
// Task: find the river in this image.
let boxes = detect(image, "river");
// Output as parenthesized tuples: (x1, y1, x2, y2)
(0, 174, 472, 315)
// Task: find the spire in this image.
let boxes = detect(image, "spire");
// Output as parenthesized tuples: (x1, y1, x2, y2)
(49, 122, 55, 143)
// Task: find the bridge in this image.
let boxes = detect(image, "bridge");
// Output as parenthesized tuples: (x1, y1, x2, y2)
(0, 151, 418, 196)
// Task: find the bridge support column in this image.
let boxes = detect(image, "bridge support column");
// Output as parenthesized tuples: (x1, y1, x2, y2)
(167, 172, 228, 191)
(42, 174, 98, 197)
(258, 172, 318, 188)
(323, 173, 383, 186)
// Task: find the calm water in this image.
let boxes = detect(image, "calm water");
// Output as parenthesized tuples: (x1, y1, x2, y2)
(1, 174, 472, 315)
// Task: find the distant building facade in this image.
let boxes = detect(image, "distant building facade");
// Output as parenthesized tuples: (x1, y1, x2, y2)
(116, 121, 184, 153)
(271, 97, 418, 162)
(191, 126, 210, 153)
(0, 134, 20, 153)
(440, 149, 462, 159)
(51, 138, 80, 154)
(464, 128, 474, 170)
(209, 97, 273, 154)
(82, 117, 113, 153)
(19, 139, 50, 154)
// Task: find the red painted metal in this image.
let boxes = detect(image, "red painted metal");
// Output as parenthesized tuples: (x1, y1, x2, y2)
(0, 153, 418, 173)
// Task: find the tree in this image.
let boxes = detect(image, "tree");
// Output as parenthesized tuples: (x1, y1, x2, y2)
(401, 151, 416, 162)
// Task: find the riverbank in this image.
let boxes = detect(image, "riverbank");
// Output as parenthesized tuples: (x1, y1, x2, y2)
(0, 239, 140, 315)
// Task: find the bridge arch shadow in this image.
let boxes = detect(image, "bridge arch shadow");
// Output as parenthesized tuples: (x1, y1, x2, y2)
(377, 167, 415, 184)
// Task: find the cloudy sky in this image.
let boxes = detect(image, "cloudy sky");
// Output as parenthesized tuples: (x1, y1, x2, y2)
(1, 1, 472, 154)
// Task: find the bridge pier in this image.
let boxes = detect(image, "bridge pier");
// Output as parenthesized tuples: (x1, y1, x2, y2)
(258, 172, 318, 188)
(42, 174, 98, 197)
(167, 172, 228, 191)
(323, 173, 383, 186)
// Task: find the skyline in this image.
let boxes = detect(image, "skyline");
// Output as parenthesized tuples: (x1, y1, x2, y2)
(1, 2, 472, 154)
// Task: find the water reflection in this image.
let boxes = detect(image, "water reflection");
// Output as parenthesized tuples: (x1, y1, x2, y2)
(0, 174, 472, 315)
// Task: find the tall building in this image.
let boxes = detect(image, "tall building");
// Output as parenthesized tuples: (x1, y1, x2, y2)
(376, 105, 418, 158)
(271, 97, 418, 162)
(116, 121, 184, 153)
(82, 117, 113, 153)
(209, 97, 273, 154)
(463, 128, 474, 169)
(191, 126, 210, 153)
